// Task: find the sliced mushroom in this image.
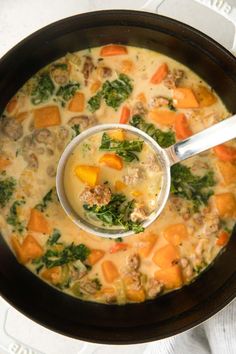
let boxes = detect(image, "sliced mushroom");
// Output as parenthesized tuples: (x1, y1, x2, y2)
(82, 56, 95, 86)
(68, 115, 97, 131)
(50, 65, 69, 85)
(34, 128, 53, 145)
(24, 153, 38, 170)
(58, 126, 69, 140)
(1, 117, 23, 141)
(22, 135, 36, 150)
(99, 66, 112, 78)
(47, 165, 56, 177)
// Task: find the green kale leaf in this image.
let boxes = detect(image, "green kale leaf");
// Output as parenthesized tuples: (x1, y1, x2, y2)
(56, 82, 80, 106)
(7, 199, 26, 233)
(31, 73, 55, 105)
(0, 177, 16, 208)
(35, 187, 56, 212)
(47, 229, 62, 246)
(130, 114, 175, 148)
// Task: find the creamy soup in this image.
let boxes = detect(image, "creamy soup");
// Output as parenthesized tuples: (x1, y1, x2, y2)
(0, 44, 235, 304)
(64, 129, 163, 232)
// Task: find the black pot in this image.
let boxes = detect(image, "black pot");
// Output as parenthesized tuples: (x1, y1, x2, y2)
(0, 10, 236, 345)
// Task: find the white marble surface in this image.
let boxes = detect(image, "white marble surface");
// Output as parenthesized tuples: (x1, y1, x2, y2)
(1, 1, 236, 353)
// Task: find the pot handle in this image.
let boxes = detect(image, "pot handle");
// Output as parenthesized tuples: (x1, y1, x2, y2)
(164, 115, 236, 166)
(141, 0, 236, 54)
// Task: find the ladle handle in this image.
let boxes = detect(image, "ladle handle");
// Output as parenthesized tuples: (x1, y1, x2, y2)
(165, 115, 236, 166)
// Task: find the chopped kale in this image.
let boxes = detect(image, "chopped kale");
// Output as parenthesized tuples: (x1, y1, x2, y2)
(52, 63, 68, 70)
(56, 81, 80, 106)
(88, 92, 102, 112)
(130, 114, 175, 148)
(99, 132, 143, 162)
(7, 200, 26, 233)
(47, 229, 62, 246)
(41, 243, 90, 268)
(88, 74, 133, 112)
(168, 99, 177, 111)
(170, 163, 215, 211)
(35, 188, 55, 212)
(0, 177, 16, 208)
(71, 124, 80, 137)
(83, 193, 144, 233)
(31, 73, 55, 105)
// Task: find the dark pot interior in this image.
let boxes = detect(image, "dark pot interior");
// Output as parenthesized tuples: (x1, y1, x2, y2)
(0, 10, 236, 344)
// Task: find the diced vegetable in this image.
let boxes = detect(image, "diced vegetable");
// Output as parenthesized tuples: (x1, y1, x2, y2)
(217, 160, 236, 185)
(6, 98, 18, 114)
(216, 231, 229, 246)
(0, 177, 16, 208)
(214, 193, 236, 218)
(56, 82, 80, 106)
(90, 80, 101, 94)
(150, 63, 169, 84)
(68, 92, 85, 112)
(119, 106, 131, 124)
(27, 208, 50, 234)
(108, 129, 125, 141)
(121, 59, 134, 73)
(31, 73, 55, 105)
(148, 110, 179, 126)
(100, 45, 128, 56)
(0, 157, 11, 170)
(33, 106, 61, 129)
(99, 153, 123, 170)
(137, 232, 158, 258)
(35, 188, 55, 212)
(109, 242, 128, 253)
(194, 85, 217, 107)
(102, 260, 119, 283)
(41, 266, 62, 284)
(87, 249, 105, 265)
(114, 180, 126, 191)
(136, 92, 147, 104)
(152, 244, 179, 268)
(7, 200, 25, 234)
(16, 111, 29, 122)
(75, 165, 100, 186)
(173, 87, 199, 108)
(11, 234, 43, 264)
(174, 114, 192, 140)
(163, 224, 188, 246)
(155, 265, 183, 289)
(213, 144, 236, 162)
(126, 288, 145, 302)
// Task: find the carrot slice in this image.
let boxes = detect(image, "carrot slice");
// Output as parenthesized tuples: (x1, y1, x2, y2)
(173, 87, 199, 108)
(109, 243, 129, 254)
(68, 92, 85, 112)
(174, 114, 192, 140)
(119, 106, 130, 124)
(99, 153, 123, 170)
(100, 45, 128, 57)
(149, 110, 178, 126)
(213, 144, 236, 162)
(216, 231, 229, 246)
(150, 63, 169, 84)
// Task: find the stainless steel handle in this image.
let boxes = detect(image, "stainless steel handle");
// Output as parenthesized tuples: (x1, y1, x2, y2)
(165, 115, 236, 166)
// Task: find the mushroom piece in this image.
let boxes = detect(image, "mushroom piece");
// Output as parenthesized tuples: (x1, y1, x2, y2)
(1, 117, 23, 141)
(68, 115, 97, 132)
(33, 128, 53, 145)
(24, 153, 38, 170)
(79, 279, 99, 295)
(164, 69, 184, 89)
(50, 65, 69, 85)
(82, 56, 95, 86)
(99, 66, 112, 78)
(47, 165, 56, 177)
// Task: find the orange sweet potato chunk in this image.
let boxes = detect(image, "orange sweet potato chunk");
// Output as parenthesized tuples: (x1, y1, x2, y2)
(155, 265, 183, 289)
(126, 288, 145, 302)
(41, 266, 62, 285)
(68, 92, 85, 112)
(214, 193, 236, 218)
(152, 244, 179, 268)
(11, 234, 43, 264)
(34, 106, 61, 129)
(87, 249, 105, 265)
(27, 209, 50, 234)
(0, 157, 11, 170)
(217, 160, 236, 185)
(137, 233, 158, 258)
(173, 87, 199, 108)
(163, 224, 188, 246)
(102, 260, 119, 283)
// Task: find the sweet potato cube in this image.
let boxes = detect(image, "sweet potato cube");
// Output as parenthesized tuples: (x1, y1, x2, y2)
(194, 85, 217, 107)
(163, 224, 188, 246)
(148, 110, 177, 126)
(41, 266, 62, 285)
(214, 193, 236, 218)
(173, 87, 199, 108)
(34, 106, 61, 129)
(102, 260, 119, 283)
(68, 92, 85, 112)
(75, 165, 100, 186)
(108, 129, 125, 141)
(11, 234, 43, 264)
(27, 209, 50, 234)
(155, 265, 183, 289)
(152, 244, 179, 268)
(114, 180, 126, 191)
(0, 157, 11, 170)
(126, 288, 145, 302)
(87, 249, 105, 265)
(99, 153, 123, 170)
(217, 160, 236, 185)
(137, 232, 158, 258)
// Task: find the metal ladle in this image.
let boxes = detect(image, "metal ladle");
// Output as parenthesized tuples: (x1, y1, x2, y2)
(56, 116, 236, 238)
